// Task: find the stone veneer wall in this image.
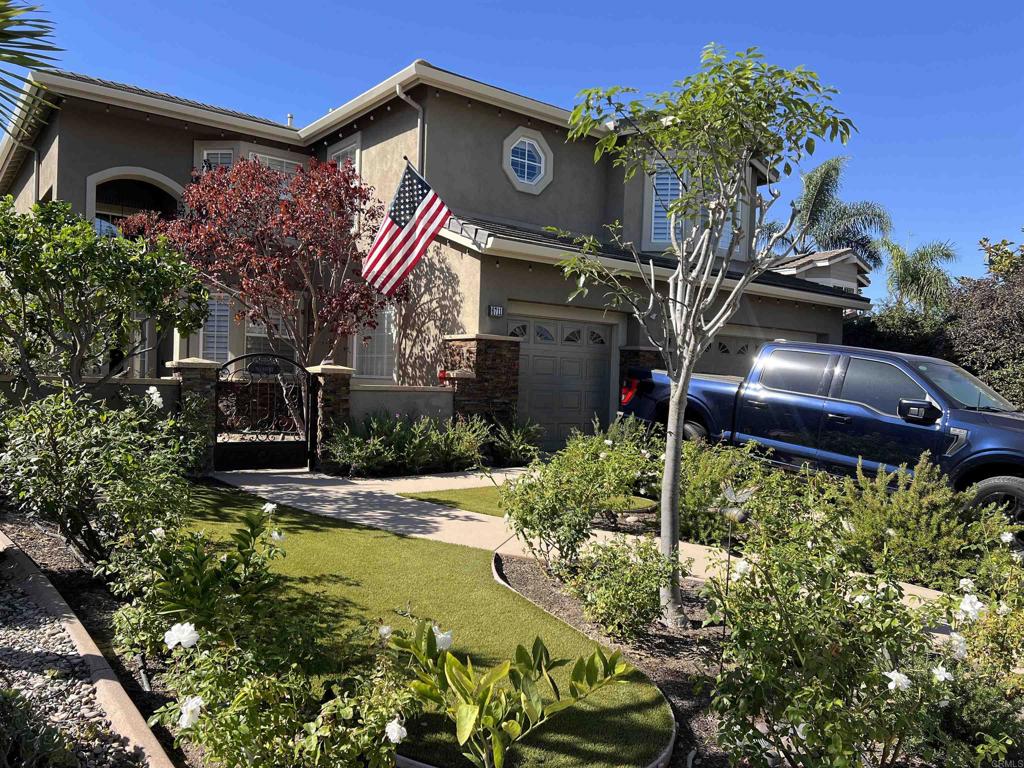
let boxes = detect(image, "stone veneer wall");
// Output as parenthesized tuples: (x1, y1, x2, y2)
(441, 336, 520, 424)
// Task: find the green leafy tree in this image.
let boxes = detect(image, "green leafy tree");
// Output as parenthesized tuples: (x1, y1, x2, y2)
(774, 156, 892, 268)
(881, 237, 957, 316)
(563, 44, 853, 620)
(981, 230, 1024, 278)
(0, 199, 206, 393)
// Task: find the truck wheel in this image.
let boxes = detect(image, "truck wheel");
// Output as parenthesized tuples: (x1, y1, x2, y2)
(683, 421, 708, 442)
(972, 475, 1024, 522)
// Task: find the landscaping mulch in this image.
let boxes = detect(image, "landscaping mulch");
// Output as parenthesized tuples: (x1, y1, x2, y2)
(497, 554, 730, 768)
(0, 514, 200, 768)
(0, 573, 145, 768)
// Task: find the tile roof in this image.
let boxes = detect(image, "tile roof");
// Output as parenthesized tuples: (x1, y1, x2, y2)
(47, 69, 295, 129)
(451, 215, 869, 303)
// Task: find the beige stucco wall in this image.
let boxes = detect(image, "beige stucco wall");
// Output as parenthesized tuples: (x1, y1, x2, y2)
(9, 109, 59, 211)
(421, 86, 612, 237)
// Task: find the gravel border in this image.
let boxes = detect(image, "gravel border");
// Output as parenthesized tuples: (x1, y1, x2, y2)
(0, 529, 176, 768)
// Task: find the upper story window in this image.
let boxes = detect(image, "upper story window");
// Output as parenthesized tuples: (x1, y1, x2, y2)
(502, 127, 553, 195)
(330, 135, 360, 172)
(203, 149, 233, 172)
(650, 166, 682, 243)
(510, 139, 543, 184)
(250, 152, 303, 177)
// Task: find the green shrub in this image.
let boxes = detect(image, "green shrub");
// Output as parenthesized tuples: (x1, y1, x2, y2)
(677, 440, 777, 544)
(488, 419, 543, 467)
(324, 412, 490, 477)
(566, 535, 677, 638)
(502, 417, 663, 570)
(114, 506, 324, 663)
(0, 389, 190, 567)
(706, 494, 1017, 768)
(0, 687, 76, 768)
(838, 455, 1015, 593)
(394, 620, 633, 768)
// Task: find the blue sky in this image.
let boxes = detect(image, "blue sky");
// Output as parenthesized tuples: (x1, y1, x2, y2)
(41, 0, 1023, 301)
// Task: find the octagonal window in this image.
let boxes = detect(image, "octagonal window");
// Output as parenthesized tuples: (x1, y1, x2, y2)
(510, 138, 544, 184)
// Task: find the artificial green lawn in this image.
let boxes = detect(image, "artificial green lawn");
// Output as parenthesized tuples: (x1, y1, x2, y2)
(400, 484, 654, 518)
(190, 483, 674, 768)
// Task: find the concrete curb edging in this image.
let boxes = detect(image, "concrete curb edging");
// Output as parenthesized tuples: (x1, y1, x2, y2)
(489, 546, 678, 768)
(0, 529, 176, 768)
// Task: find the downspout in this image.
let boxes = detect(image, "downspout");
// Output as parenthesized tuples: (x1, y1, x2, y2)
(395, 85, 424, 174)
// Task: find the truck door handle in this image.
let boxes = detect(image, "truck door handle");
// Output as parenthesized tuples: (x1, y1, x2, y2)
(826, 413, 852, 424)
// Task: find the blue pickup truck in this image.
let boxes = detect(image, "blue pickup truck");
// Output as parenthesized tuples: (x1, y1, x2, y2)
(620, 341, 1024, 515)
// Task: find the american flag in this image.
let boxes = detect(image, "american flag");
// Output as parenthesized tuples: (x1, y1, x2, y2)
(362, 164, 451, 296)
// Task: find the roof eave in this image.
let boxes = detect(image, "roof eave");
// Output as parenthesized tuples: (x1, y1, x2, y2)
(298, 59, 605, 144)
(441, 223, 870, 311)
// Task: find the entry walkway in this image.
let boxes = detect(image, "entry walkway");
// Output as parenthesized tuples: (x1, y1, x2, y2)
(212, 467, 723, 575)
(211, 468, 943, 604)
(212, 468, 532, 555)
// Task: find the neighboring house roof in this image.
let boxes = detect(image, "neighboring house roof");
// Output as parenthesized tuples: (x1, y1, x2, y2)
(773, 247, 872, 287)
(444, 215, 870, 309)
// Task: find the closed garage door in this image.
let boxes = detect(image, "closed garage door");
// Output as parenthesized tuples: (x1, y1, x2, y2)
(507, 316, 612, 449)
(696, 329, 817, 376)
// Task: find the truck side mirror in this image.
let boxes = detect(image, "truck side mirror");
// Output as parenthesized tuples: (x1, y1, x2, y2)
(897, 398, 942, 424)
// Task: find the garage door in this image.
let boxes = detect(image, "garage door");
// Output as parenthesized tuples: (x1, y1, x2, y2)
(696, 329, 817, 376)
(507, 316, 612, 449)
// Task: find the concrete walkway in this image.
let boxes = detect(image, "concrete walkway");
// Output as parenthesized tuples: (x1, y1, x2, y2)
(213, 468, 532, 555)
(212, 467, 723, 573)
(211, 468, 943, 604)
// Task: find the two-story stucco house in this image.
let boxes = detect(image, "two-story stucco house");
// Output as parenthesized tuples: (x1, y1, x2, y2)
(0, 60, 870, 446)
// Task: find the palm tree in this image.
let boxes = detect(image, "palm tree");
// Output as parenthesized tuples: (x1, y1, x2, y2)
(881, 238, 957, 316)
(766, 157, 892, 269)
(0, 2, 59, 138)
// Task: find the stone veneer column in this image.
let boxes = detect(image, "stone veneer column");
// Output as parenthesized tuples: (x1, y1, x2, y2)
(441, 335, 521, 424)
(307, 364, 353, 472)
(167, 357, 221, 474)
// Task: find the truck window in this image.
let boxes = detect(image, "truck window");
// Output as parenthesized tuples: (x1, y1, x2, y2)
(759, 350, 829, 395)
(839, 357, 927, 415)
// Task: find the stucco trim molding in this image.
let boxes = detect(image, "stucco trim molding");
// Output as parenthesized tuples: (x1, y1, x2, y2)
(85, 166, 185, 222)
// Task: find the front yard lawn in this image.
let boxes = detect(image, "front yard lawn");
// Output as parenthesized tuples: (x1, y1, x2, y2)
(401, 485, 653, 518)
(190, 483, 674, 768)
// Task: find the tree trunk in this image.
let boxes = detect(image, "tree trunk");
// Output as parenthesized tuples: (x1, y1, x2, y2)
(659, 369, 691, 625)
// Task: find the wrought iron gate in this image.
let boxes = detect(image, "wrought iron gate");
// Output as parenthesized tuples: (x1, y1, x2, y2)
(213, 353, 317, 471)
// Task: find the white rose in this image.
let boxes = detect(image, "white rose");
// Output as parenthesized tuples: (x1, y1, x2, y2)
(270, 530, 285, 543)
(959, 594, 986, 622)
(603, 439, 613, 446)
(432, 625, 453, 651)
(1001, 531, 1015, 544)
(146, 386, 164, 409)
(385, 716, 407, 744)
(379, 625, 393, 641)
(998, 601, 1011, 616)
(958, 578, 976, 593)
(731, 559, 752, 582)
(262, 502, 278, 515)
(931, 665, 952, 683)
(164, 622, 200, 650)
(884, 670, 911, 692)
(177, 695, 204, 729)
(150, 527, 166, 540)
